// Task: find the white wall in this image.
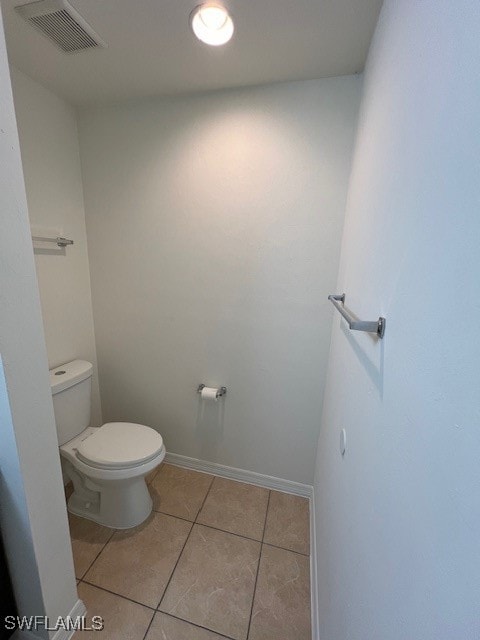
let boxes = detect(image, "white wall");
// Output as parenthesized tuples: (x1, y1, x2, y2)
(0, 9, 79, 636)
(11, 68, 102, 426)
(79, 77, 361, 484)
(314, 1, 480, 638)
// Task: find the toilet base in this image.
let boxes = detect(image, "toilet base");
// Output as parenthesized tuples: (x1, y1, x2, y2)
(67, 474, 154, 529)
(61, 438, 165, 529)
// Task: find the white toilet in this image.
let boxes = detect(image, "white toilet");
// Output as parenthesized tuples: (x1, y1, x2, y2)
(50, 359, 165, 529)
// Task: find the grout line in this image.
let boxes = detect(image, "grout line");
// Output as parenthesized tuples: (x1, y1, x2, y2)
(152, 506, 309, 556)
(77, 527, 116, 581)
(194, 473, 216, 523)
(155, 521, 195, 611)
(155, 474, 215, 611)
(245, 491, 271, 639)
(159, 611, 236, 640)
(261, 541, 310, 557)
(141, 610, 157, 640)
(80, 579, 157, 611)
(261, 490, 271, 543)
(151, 509, 195, 525)
(245, 539, 264, 640)
(192, 522, 262, 546)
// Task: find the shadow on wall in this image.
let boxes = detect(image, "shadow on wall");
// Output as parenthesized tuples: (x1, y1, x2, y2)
(33, 246, 67, 257)
(340, 322, 385, 398)
(195, 394, 226, 461)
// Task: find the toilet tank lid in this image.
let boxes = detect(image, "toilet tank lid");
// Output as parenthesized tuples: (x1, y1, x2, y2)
(50, 360, 93, 395)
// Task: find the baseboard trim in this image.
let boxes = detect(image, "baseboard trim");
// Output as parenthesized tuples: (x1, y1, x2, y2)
(50, 598, 86, 640)
(12, 599, 86, 640)
(310, 486, 320, 640)
(12, 630, 41, 640)
(165, 452, 313, 498)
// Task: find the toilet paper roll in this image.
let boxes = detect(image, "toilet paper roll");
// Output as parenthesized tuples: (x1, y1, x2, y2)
(200, 386, 219, 402)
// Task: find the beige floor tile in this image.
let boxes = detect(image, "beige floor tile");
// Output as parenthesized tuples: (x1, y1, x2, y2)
(150, 464, 213, 521)
(160, 524, 260, 640)
(68, 514, 114, 580)
(197, 477, 269, 540)
(248, 545, 311, 640)
(84, 512, 192, 608)
(263, 491, 310, 555)
(146, 612, 227, 640)
(74, 582, 153, 640)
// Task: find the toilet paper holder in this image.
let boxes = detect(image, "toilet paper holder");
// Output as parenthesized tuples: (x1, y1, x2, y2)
(197, 384, 227, 398)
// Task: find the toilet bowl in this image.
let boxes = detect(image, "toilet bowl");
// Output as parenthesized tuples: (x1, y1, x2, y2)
(51, 360, 166, 529)
(61, 423, 165, 528)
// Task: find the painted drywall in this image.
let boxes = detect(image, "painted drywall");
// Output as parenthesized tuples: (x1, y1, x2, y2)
(10, 67, 102, 426)
(0, 9, 78, 637)
(79, 77, 361, 484)
(314, 1, 480, 638)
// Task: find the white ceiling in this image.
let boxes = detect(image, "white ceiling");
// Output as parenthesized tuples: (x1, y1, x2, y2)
(2, 0, 382, 107)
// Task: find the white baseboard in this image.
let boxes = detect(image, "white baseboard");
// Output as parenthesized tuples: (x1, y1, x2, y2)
(13, 630, 41, 640)
(12, 599, 85, 640)
(310, 486, 320, 640)
(50, 599, 86, 640)
(165, 452, 313, 498)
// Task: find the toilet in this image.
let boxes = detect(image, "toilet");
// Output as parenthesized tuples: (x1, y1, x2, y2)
(50, 359, 165, 529)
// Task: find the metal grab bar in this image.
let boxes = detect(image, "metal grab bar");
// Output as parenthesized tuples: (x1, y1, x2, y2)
(32, 236, 74, 248)
(328, 294, 386, 339)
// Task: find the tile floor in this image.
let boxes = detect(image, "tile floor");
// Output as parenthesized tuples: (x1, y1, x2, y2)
(69, 463, 311, 640)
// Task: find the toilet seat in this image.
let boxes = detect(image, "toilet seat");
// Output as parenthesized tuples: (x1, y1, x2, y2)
(60, 426, 166, 482)
(76, 422, 164, 470)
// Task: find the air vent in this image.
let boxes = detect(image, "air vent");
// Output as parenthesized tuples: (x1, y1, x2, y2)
(15, 0, 106, 53)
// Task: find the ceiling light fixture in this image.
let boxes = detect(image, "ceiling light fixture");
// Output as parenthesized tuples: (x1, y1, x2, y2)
(190, 4, 234, 46)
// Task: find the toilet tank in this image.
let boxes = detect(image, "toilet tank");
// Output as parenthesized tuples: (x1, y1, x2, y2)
(50, 360, 93, 446)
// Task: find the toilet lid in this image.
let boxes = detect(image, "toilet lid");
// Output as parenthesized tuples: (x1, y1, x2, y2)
(76, 422, 164, 469)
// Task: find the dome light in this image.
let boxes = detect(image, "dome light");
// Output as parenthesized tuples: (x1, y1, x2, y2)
(190, 4, 234, 46)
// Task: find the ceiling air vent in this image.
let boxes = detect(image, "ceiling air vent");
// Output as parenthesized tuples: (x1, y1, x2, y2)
(15, 0, 106, 53)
